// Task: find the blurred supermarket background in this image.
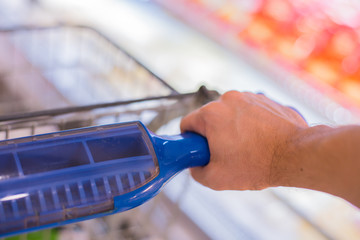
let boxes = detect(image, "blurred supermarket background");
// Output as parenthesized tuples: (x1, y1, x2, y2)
(0, 0, 360, 239)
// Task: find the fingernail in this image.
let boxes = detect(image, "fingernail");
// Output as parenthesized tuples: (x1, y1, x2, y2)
(288, 106, 307, 123)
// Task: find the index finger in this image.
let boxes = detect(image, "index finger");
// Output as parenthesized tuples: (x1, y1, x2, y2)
(180, 109, 207, 137)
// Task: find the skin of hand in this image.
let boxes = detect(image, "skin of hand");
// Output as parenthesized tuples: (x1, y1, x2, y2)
(180, 90, 360, 207)
(180, 91, 308, 191)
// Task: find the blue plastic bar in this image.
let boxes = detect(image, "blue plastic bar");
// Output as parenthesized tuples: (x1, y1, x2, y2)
(0, 121, 209, 237)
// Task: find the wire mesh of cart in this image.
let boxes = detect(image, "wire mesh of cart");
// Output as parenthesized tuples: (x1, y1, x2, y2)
(0, 25, 219, 240)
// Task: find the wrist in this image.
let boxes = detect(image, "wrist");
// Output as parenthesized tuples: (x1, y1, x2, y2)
(270, 125, 331, 189)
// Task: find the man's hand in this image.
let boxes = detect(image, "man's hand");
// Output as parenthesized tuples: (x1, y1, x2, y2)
(181, 90, 360, 208)
(180, 91, 308, 191)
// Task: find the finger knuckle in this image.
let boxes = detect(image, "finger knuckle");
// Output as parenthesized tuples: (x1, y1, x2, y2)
(221, 90, 254, 103)
(199, 101, 222, 116)
(221, 90, 239, 100)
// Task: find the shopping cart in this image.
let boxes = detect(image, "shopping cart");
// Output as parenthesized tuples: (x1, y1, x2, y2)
(0, 25, 219, 239)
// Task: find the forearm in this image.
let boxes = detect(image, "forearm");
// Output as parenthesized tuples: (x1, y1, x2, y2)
(272, 125, 360, 207)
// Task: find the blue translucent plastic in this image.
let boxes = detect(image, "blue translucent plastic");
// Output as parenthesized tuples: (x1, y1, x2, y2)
(0, 121, 209, 237)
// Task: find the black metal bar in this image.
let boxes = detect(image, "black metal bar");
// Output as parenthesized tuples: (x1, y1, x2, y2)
(0, 92, 197, 122)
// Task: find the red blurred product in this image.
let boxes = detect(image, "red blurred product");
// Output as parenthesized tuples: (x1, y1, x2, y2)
(154, 0, 360, 113)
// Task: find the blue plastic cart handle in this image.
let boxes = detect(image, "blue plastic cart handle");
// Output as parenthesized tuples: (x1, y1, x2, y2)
(0, 121, 209, 237)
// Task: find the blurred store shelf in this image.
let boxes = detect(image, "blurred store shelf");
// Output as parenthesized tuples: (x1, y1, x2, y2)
(155, 0, 360, 125)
